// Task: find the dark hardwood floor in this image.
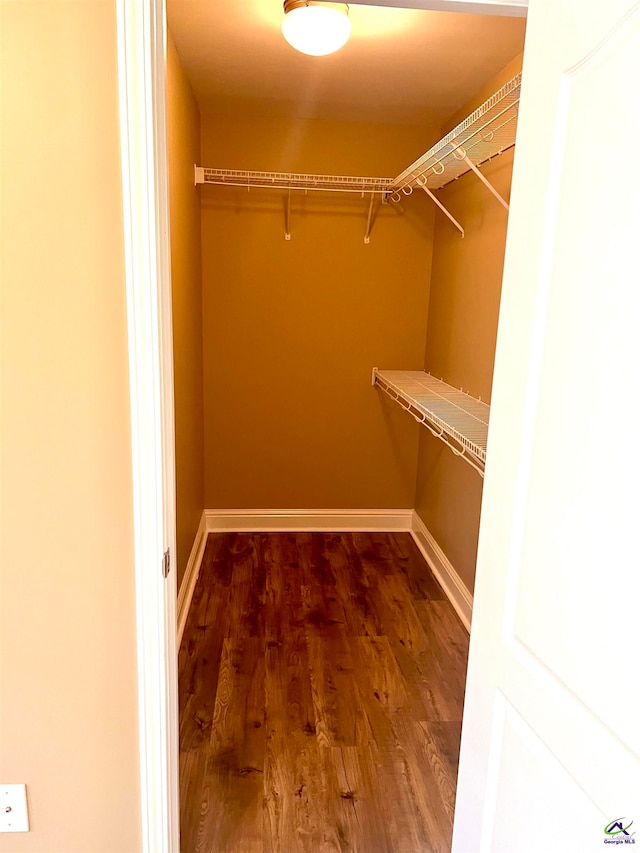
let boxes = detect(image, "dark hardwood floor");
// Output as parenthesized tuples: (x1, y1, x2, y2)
(179, 532, 469, 853)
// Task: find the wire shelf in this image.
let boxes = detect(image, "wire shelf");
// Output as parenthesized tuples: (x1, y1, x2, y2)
(386, 72, 522, 197)
(195, 167, 393, 196)
(373, 369, 489, 476)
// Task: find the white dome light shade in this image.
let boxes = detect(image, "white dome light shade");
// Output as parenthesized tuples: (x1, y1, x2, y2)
(282, 3, 351, 57)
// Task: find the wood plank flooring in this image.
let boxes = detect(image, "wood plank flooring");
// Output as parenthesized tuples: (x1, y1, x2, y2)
(179, 532, 469, 853)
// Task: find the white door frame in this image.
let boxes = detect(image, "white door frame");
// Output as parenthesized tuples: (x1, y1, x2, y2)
(347, 0, 527, 15)
(115, 0, 529, 850)
(116, 1, 179, 851)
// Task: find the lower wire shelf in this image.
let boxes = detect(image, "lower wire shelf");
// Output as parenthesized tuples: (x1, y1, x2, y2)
(372, 368, 489, 477)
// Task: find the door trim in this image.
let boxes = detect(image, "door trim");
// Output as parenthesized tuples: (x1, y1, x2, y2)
(115, 1, 179, 851)
(177, 511, 208, 645)
(347, 0, 527, 15)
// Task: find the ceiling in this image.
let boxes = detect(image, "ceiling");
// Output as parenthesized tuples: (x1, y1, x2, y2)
(167, 1, 526, 126)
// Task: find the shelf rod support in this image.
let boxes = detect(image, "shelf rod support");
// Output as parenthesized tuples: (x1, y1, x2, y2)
(285, 188, 291, 241)
(461, 153, 509, 211)
(420, 186, 465, 237)
(364, 192, 375, 244)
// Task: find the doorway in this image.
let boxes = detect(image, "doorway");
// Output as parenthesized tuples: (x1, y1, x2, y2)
(166, 3, 524, 850)
(116, 1, 528, 849)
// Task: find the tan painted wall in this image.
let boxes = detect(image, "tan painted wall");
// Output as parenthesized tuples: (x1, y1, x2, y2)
(200, 114, 438, 509)
(415, 54, 523, 595)
(0, 3, 141, 851)
(167, 32, 204, 590)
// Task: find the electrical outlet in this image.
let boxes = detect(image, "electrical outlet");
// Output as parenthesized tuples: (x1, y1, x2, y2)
(0, 785, 29, 832)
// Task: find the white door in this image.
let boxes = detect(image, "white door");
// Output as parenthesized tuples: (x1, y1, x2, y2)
(453, 0, 640, 851)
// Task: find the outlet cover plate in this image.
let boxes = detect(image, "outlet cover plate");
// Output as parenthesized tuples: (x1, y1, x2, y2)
(0, 785, 29, 832)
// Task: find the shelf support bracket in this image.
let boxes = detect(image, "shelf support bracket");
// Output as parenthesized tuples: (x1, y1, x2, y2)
(420, 186, 465, 237)
(364, 192, 375, 244)
(285, 188, 291, 241)
(454, 147, 509, 211)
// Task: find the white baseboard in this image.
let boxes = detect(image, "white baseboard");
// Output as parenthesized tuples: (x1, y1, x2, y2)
(177, 511, 208, 645)
(184, 508, 472, 635)
(410, 511, 473, 633)
(204, 508, 414, 533)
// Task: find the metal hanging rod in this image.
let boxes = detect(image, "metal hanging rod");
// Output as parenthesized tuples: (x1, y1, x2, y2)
(194, 167, 393, 197)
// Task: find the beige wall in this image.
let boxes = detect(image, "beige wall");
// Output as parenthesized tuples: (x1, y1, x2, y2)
(415, 54, 523, 594)
(167, 32, 204, 590)
(0, 3, 141, 851)
(200, 114, 438, 509)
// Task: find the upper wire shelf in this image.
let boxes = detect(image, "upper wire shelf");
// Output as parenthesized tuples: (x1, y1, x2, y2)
(373, 368, 489, 476)
(386, 72, 522, 199)
(194, 167, 393, 197)
(194, 72, 521, 239)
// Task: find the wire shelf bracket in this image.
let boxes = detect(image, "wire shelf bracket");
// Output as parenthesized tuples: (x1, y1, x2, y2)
(285, 188, 291, 241)
(420, 184, 465, 237)
(454, 146, 510, 210)
(386, 72, 521, 233)
(372, 368, 489, 477)
(364, 192, 376, 244)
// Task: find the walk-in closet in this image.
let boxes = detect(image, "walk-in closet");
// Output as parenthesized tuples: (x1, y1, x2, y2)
(167, 2, 526, 849)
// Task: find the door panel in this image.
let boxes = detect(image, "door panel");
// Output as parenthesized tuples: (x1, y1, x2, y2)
(512, 10, 640, 753)
(490, 695, 601, 853)
(453, 1, 640, 850)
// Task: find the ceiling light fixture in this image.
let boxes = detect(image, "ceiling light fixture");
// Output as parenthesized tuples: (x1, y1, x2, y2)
(282, 1, 351, 57)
